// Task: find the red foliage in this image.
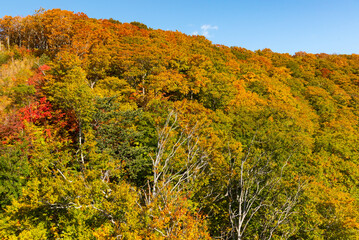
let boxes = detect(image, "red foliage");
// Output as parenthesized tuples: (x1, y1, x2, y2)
(0, 113, 23, 143)
(39, 64, 51, 72)
(17, 97, 73, 138)
(27, 65, 50, 86)
(321, 68, 332, 78)
(19, 97, 54, 125)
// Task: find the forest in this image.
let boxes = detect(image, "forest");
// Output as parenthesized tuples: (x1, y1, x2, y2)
(0, 9, 358, 239)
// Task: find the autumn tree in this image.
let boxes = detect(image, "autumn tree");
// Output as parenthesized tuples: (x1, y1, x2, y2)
(225, 137, 304, 240)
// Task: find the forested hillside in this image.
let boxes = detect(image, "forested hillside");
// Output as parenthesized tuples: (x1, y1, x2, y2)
(0, 9, 358, 239)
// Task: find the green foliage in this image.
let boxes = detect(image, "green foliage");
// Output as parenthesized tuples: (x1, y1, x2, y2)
(38, 54, 50, 66)
(130, 21, 149, 30)
(10, 84, 36, 107)
(107, 18, 122, 25)
(93, 97, 152, 186)
(0, 52, 10, 65)
(0, 141, 30, 211)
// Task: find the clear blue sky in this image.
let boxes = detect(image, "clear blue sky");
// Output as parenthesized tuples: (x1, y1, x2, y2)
(1, 0, 359, 55)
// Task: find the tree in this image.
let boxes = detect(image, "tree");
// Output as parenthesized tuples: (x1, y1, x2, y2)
(0, 139, 30, 210)
(45, 64, 95, 165)
(92, 96, 150, 186)
(226, 136, 304, 240)
(145, 110, 208, 202)
(142, 110, 210, 238)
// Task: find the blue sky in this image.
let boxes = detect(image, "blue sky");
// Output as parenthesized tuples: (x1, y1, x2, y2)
(1, 0, 359, 55)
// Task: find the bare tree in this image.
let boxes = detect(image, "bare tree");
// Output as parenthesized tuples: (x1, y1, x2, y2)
(139, 110, 210, 237)
(145, 110, 208, 205)
(226, 136, 305, 240)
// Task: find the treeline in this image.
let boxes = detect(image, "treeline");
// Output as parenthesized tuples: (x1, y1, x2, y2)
(0, 9, 358, 239)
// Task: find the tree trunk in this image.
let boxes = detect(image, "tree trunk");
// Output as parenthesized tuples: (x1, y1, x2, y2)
(6, 35, 10, 50)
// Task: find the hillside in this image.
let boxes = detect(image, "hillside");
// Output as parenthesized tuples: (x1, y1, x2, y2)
(0, 9, 358, 239)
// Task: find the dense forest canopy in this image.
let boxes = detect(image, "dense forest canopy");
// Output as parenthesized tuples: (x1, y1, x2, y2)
(0, 9, 358, 239)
